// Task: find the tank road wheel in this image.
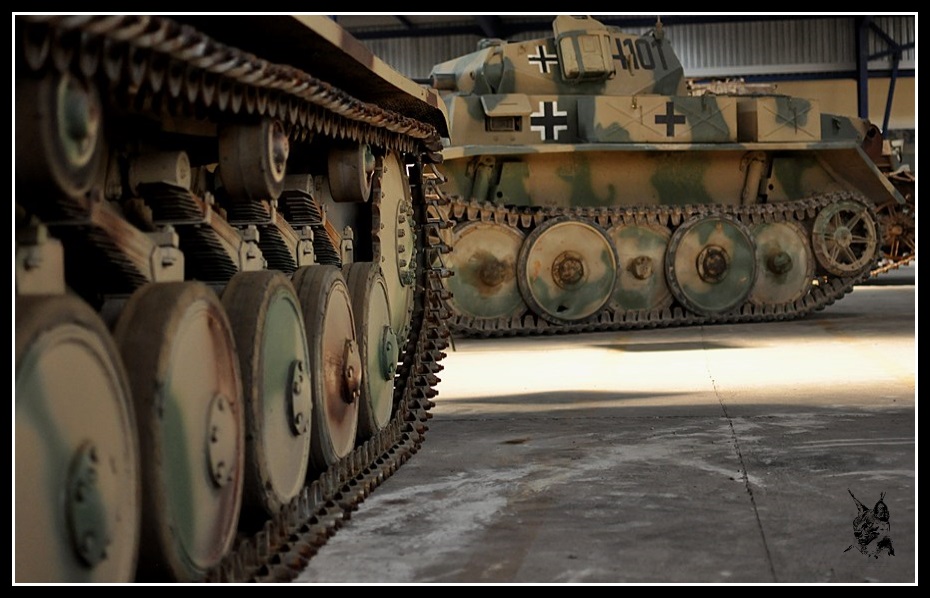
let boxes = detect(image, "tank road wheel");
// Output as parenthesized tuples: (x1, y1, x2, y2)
(608, 223, 674, 313)
(517, 217, 618, 324)
(218, 119, 289, 201)
(748, 222, 814, 306)
(446, 220, 526, 322)
(292, 265, 361, 473)
(666, 216, 757, 316)
(874, 197, 915, 264)
(15, 295, 140, 583)
(15, 72, 103, 196)
(373, 152, 416, 343)
(329, 143, 376, 203)
(113, 282, 245, 582)
(345, 262, 398, 440)
(221, 271, 312, 523)
(811, 199, 880, 277)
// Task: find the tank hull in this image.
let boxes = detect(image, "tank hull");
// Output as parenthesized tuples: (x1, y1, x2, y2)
(428, 15, 906, 336)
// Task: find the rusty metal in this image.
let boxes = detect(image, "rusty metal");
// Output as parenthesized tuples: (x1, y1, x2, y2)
(15, 14, 451, 583)
(439, 191, 880, 336)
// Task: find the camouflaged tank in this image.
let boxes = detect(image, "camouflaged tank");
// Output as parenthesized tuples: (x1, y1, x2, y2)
(15, 15, 451, 582)
(428, 15, 907, 336)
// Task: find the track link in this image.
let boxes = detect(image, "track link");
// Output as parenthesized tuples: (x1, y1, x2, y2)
(205, 170, 452, 582)
(439, 192, 882, 338)
(16, 15, 452, 583)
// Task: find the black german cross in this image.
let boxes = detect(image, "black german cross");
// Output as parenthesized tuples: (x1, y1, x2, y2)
(528, 45, 559, 74)
(655, 101, 686, 137)
(530, 101, 569, 142)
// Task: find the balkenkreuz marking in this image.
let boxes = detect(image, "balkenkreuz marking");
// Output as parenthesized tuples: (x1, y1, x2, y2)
(528, 45, 559, 74)
(655, 101, 686, 137)
(530, 101, 568, 141)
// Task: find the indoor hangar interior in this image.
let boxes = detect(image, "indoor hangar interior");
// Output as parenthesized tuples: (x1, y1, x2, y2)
(14, 13, 915, 586)
(335, 14, 915, 165)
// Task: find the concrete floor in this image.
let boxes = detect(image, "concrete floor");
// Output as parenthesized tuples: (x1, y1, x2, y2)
(295, 265, 916, 584)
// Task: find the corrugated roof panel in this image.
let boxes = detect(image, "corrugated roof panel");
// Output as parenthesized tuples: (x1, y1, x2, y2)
(356, 16, 914, 81)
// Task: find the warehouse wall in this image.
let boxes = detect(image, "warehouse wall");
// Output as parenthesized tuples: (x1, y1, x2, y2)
(776, 78, 915, 131)
(359, 15, 915, 134)
(361, 16, 915, 80)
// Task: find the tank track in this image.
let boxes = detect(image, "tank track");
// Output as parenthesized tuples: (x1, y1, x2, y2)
(17, 15, 452, 582)
(439, 192, 882, 338)
(205, 169, 452, 582)
(18, 15, 438, 152)
(871, 254, 915, 278)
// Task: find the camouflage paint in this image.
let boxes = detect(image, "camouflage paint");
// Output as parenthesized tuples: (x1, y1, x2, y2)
(160, 386, 199, 566)
(447, 221, 525, 320)
(821, 113, 868, 142)
(774, 96, 813, 128)
(667, 217, 756, 315)
(257, 284, 312, 503)
(737, 96, 821, 143)
(769, 153, 836, 203)
(16, 13, 455, 583)
(651, 153, 716, 206)
(519, 219, 617, 322)
(157, 304, 242, 576)
(587, 120, 634, 143)
(580, 95, 736, 143)
(444, 150, 759, 208)
(430, 15, 899, 331)
(679, 97, 735, 141)
(551, 154, 618, 208)
(15, 296, 140, 582)
(523, 245, 616, 321)
(432, 14, 896, 209)
(609, 224, 672, 311)
(491, 160, 530, 205)
(442, 144, 902, 210)
(748, 222, 813, 305)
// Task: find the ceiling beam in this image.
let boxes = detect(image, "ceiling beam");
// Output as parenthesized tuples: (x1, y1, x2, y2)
(394, 15, 414, 30)
(474, 15, 506, 38)
(347, 14, 844, 40)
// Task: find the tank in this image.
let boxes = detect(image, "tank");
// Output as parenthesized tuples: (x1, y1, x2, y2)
(15, 15, 452, 582)
(428, 15, 908, 336)
(688, 78, 917, 279)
